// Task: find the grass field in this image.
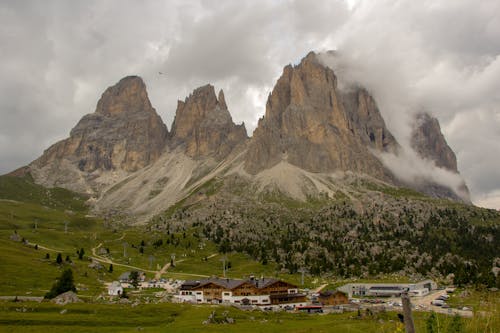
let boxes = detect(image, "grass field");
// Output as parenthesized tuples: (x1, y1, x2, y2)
(0, 301, 435, 333)
(1, 300, 498, 333)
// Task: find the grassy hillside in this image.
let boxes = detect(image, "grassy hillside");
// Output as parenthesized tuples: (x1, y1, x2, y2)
(0, 175, 88, 212)
(0, 175, 300, 298)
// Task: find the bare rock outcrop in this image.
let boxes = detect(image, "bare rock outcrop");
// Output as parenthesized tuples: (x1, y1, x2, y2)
(245, 51, 397, 180)
(411, 112, 457, 172)
(411, 112, 470, 201)
(170, 84, 247, 160)
(29, 76, 168, 192)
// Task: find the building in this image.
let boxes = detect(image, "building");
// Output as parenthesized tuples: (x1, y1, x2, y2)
(108, 281, 123, 296)
(177, 277, 307, 307)
(317, 290, 349, 306)
(338, 279, 436, 298)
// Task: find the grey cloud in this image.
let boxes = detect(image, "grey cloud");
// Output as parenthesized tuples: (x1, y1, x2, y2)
(318, 0, 500, 208)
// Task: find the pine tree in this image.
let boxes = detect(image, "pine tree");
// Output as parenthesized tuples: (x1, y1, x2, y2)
(78, 248, 85, 260)
(45, 268, 76, 299)
(109, 264, 113, 273)
(56, 253, 63, 265)
(129, 271, 140, 289)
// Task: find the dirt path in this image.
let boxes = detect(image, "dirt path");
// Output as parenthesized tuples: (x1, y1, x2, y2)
(154, 263, 171, 279)
(206, 253, 218, 259)
(90, 243, 156, 274)
(314, 283, 328, 293)
(26, 241, 63, 253)
(153, 252, 217, 279)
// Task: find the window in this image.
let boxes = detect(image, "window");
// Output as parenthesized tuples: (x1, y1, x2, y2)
(196, 292, 202, 295)
(252, 300, 258, 303)
(223, 292, 230, 296)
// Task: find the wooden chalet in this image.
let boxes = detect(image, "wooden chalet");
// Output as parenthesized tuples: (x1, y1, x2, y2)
(178, 277, 306, 306)
(318, 290, 349, 306)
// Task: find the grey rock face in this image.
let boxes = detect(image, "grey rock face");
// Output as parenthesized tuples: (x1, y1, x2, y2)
(28, 76, 168, 195)
(245, 51, 397, 180)
(170, 84, 247, 160)
(411, 112, 457, 172)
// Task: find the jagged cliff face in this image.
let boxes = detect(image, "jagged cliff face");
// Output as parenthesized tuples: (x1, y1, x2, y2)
(170, 84, 247, 160)
(411, 112, 457, 172)
(245, 52, 397, 180)
(29, 76, 168, 191)
(410, 112, 470, 201)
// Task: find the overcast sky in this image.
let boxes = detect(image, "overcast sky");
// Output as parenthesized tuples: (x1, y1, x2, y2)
(1, 0, 499, 209)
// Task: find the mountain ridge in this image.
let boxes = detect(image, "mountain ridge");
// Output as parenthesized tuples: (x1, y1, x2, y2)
(10, 51, 471, 221)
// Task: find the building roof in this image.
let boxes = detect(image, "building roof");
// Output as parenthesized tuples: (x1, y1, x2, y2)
(109, 281, 122, 289)
(181, 277, 296, 291)
(248, 278, 280, 289)
(369, 286, 405, 291)
(181, 277, 245, 290)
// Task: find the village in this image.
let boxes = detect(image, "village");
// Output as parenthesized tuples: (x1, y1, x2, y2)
(106, 273, 473, 317)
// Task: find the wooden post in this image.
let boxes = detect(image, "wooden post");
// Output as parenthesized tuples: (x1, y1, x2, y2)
(401, 291, 415, 333)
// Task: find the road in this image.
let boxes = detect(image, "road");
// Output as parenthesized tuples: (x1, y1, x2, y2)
(382, 289, 474, 318)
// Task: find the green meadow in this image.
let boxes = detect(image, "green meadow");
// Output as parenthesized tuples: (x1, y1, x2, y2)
(1, 300, 498, 333)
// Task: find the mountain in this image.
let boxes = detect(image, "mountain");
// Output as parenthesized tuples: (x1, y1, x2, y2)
(410, 112, 470, 200)
(411, 112, 457, 172)
(16, 51, 471, 220)
(170, 84, 248, 160)
(245, 51, 397, 180)
(28, 76, 168, 194)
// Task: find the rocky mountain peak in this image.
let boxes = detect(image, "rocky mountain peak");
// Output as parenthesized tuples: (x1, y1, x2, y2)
(29, 76, 168, 192)
(170, 84, 247, 160)
(94, 76, 151, 116)
(411, 112, 457, 172)
(218, 89, 227, 110)
(245, 51, 397, 179)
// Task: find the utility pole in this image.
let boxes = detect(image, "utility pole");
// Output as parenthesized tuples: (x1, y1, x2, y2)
(64, 221, 69, 234)
(401, 291, 415, 333)
(170, 253, 176, 267)
(298, 268, 308, 286)
(220, 256, 227, 277)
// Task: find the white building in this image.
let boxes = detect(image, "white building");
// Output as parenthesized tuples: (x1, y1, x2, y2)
(108, 281, 123, 296)
(338, 279, 437, 298)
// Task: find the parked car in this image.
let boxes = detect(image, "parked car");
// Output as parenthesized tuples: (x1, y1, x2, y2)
(431, 300, 444, 306)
